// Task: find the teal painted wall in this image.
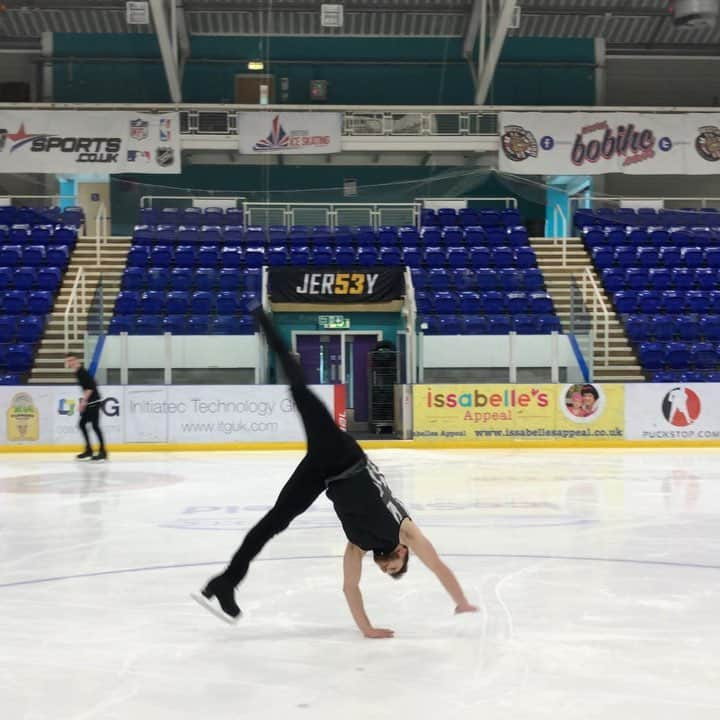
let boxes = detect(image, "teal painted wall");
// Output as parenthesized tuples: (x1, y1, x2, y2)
(52, 34, 595, 106)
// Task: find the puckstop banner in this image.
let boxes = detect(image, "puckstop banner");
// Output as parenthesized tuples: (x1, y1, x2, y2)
(238, 112, 342, 154)
(269, 268, 405, 303)
(0, 110, 181, 173)
(498, 111, 720, 175)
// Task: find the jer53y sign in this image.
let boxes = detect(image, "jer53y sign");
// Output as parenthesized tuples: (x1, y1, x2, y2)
(269, 268, 405, 303)
(413, 384, 624, 441)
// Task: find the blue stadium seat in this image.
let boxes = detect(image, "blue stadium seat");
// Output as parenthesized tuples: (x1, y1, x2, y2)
(463, 316, 488, 334)
(290, 246, 311, 265)
(438, 208, 458, 227)
(245, 226, 265, 245)
(357, 246, 379, 266)
(671, 267, 694, 290)
(139, 208, 157, 226)
(181, 208, 202, 226)
(173, 245, 195, 268)
(705, 248, 720, 269)
(682, 247, 703, 268)
(109, 315, 134, 334)
(523, 269, 545, 291)
(290, 226, 311, 245)
(13, 267, 37, 291)
(453, 268, 476, 291)
(514, 247, 536, 269)
(267, 245, 288, 267)
(220, 247, 243, 268)
(661, 290, 685, 313)
(16, 316, 43, 344)
(636, 290, 662, 313)
(2, 290, 26, 314)
(0, 315, 17, 342)
(678, 315, 701, 342)
(625, 315, 649, 343)
(334, 228, 353, 247)
(139, 291, 165, 314)
(458, 291, 481, 313)
(311, 246, 334, 266)
(135, 316, 163, 335)
(538, 315, 561, 334)
(459, 209, 480, 228)
(150, 245, 173, 267)
(415, 291, 431, 313)
(695, 268, 717, 290)
(710, 290, 720, 312)
(191, 291, 213, 314)
(27, 291, 52, 315)
(652, 371, 678, 382)
(177, 225, 200, 244)
(649, 315, 674, 341)
(666, 342, 691, 369)
(127, 246, 149, 267)
(439, 315, 463, 334)
(240, 291, 259, 311)
(508, 226, 529, 247)
(22, 245, 45, 267)
(469, 246, 491, 268)
(210, 316, 242, 334)
(583, 229, 605, 249)
(245, 268, 262, 292)
(114, 291, 140, 315)
(614, 291, 638, 314)
(434, 291, 458, 314)
(659, 246, 681, 268)
(650, 229, 670, 245)
(5, 344, 33, 373)
(163, 315, 187, 334)
(592, 247, 614, 269)
(418, 315, 440, 334)
(9, 225, 30, 243)
(204, 208, 225, 226)
(46, 244, 69, 268)
(311, 225, 332, 242)
(61, 206, 84, 227)
(700, 316, 720, 341)
(443, 227, 464, 246)
(628, 228, 649, 246)
(159, 208, 180, 227)
(465, 227, 486, 245)
(648, 268, 672, 290)
(187, 315, 210, 334)
(193, 268, 216, 290)
(217, 291, 240, 314)
(420, 227, 441, 245)
(155, 224, 177, 243)
(244, 246, 266, 268)
(380, 247, 402, 266)
(487, 315, 512, 334)
(225, 208, 244, 226)
(0, 266, 12, 290)
(197, 245, 220, 268)
(399, 226, 420, 245)
(201, 226, 223, 244)
(479, 209, 502, 228)
(602, 268, 625, 292)
(446, 247, 468, 268)
(170, 268, 193, 290)
(639, 342, 665, 370)
(122, 267, 146, 291)
(401, 246, 421, 268)
(32, 225, 54, 244)
(636, 247, 660, 268)
(480, 291, 506, 313)
(507, 292, 529, 314)
(498, 269, 524, 291)
(427, 268, 450, 289)
(354, 227, 376, 245)
(492, 247, 513, 269)
(707, 371, 720, 382)
(222, 225, 243, 246)
(680, 371, 706, 383)
(424, 246, 445, 267)
(420, 209, 438, 227)
(614, 246, 636, 268)
(692, 342, 717, 369)
(146, 268, 170, 291)
(513, 315, 538, 334)
(686, 291, 710, 314)
(335, 247, 356, 266)
(606, 228, 627, 246)
(166, 291, 190, 314)
(475, 268, 498, 290)
(529, 292, 554, 314)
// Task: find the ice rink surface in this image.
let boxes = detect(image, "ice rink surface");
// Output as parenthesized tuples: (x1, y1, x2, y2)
(1, 448, 719, 720)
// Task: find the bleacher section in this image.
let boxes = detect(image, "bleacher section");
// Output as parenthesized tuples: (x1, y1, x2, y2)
(111, 205, 561, 337)
(577, 206, 720, 381)
(0, 206, 82, 383)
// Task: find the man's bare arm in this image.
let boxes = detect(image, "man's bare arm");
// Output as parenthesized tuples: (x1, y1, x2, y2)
(342, 543, 395, 638)
(400, 521, 477, 613)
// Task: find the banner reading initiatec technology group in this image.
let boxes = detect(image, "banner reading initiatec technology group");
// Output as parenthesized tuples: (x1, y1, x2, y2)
(498, 112, 720, 175)
(238, 112, 342, 154)
(413, 383, 625, 441)
(0, 110, 181, 173)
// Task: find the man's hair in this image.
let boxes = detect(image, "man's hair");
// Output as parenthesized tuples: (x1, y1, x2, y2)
(65, 354, 78, 360)
(581, 384, 599, 400)
(389, 548, 410, 580)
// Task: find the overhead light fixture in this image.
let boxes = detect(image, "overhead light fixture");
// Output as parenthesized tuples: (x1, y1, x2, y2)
(248, 60, 265, 71)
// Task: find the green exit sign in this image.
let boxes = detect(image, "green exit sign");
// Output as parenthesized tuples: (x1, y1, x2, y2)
(318, 315, 350, 329)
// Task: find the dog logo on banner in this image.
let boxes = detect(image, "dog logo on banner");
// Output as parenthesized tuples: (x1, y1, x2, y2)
(695, 126, 720, 162)
(130, 119, 149, 141)
(501, 125, 539, 163)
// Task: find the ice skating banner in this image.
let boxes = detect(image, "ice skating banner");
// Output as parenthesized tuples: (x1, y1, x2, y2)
(625, 384, 720, 441)
(269, 268, 405, 303)
(238, 112, 342, 154)
(498, 111, 710, 175)
(412, 383, 625, 442)
(53, 387, 124, 445)
(0, 110, 181, 173)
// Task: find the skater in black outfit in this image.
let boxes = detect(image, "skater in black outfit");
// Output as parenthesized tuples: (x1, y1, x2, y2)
(65, 354, 107, 462)
(193, 308, 476, 638)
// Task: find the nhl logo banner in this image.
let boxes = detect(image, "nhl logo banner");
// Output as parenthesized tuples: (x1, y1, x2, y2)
(269, 268, 405, 303)
(498, 111, 720, 175)
(0, 110, 181, 174)
(238, 112, 342, 155)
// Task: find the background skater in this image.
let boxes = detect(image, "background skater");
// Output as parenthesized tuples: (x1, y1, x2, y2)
(65, 354, 108, 462)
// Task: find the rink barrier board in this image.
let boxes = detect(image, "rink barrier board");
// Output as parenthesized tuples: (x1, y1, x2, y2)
(2, 382, 720, 450)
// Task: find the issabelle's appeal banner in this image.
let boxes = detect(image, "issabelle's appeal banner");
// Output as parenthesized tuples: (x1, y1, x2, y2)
(499, 111, 720, 175)
(0, 111, 181, 173)
(238, 112, 342, 154)
(413, 383, 625, 441)
(269, 267, 405, 303)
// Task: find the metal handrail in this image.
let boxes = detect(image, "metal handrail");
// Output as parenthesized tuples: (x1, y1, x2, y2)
(416, 196, 518, 209)
(580, 266, 610, 368)
(139, 195, 246, 209)
(569, 194, 720, 217)
(64, 267, 87, 353)
(95, 202, 108, 265)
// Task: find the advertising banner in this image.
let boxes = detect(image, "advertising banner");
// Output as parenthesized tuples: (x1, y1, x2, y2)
(625, 383, 720, 441)
(269, 267, 405, 303)
(413, 383, 625, 442)
(238, 112, 342, 154)
(0, 110, 181, 174)
(498, 111, 691, 175)
(53, 386, 124, 445)
(0, 387, 55, 445)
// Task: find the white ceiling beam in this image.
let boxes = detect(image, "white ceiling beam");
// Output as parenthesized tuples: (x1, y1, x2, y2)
(176, 0, 191, 80)
(150, 0, 182, 103)
(475, 0, 517, 105)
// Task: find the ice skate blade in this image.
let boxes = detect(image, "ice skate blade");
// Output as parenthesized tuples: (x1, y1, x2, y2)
(190, 592, 241, 625)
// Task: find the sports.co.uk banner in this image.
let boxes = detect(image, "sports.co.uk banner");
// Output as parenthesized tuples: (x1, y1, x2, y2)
(238, 112, 342, 154)
(269, 268, 405, 304)
(0, 110, 181, 173)
(498, 112, 720, 175)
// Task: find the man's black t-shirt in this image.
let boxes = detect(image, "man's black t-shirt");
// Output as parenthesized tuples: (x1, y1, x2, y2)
(75, 367, 100, 404)
(325, 458, 409, 553)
